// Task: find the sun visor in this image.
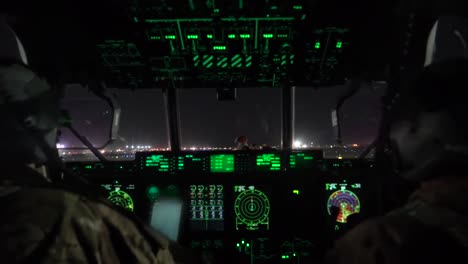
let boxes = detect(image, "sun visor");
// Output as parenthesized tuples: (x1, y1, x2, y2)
(425, 16, 468, 66)
(0, 20, 28, 65)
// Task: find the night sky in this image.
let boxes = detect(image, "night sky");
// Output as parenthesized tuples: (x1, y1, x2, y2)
(60, 84, 385, 149)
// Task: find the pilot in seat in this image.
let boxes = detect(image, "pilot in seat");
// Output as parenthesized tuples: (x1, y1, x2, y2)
(0, 20, 198, 263)
(235, 135, 251, 150)
(326, 16, 468, 264)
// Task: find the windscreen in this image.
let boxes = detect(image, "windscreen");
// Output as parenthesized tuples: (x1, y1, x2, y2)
(59, 85, 168, 161)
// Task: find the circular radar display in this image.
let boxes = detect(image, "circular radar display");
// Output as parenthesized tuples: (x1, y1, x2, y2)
(327, 190, 360, 223)
(235, 189, 270, 230)
(108, 190, 135, 212)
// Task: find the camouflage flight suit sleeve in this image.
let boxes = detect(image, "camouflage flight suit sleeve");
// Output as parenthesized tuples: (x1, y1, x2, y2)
(325, 211, 468, 264)
(0, 187, 178, 263)
(324, 218, 404, 264)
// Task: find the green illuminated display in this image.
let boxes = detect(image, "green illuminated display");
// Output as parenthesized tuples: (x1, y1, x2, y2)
(85, 165, 93, 169)
(210, 154, 235, 173)
(145, 155, 170, 172)
(177, 154, 206, 171)
(101, 182, 135, 212)
(256, 153, 281, 171)
(228, 34, 236, 39)
(240, 34, 251, 39)
(206, 34, 213, 39)
(293, 5, 303, 10)
(234, 186, 270, 230)
(277, 34, 289, 38)
(187, 34, 199, 39)
(336, 41, 343, 48)
(213, 46, 227, 50)
(315, 42, 321, 49)
(263, 33, 274, 39)
(289, 153, 315, 170)
(149, 36, 161, 40)
(109, 190, 134, 211)
(189, 185, 224, 231)
(165, 35, 176, 40)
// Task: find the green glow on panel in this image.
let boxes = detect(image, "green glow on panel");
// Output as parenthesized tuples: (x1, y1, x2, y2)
(165, 35, 176, 40)
(228, 34, 236, 39)
(187, 35, 199, 39)
(85, 165, 92, 169)
(277, 34, 288, 38)
(336, 41, 343, 48)
(146, 185, 160, 201)
(289, 153, 315, 169)
(315, 42, 321, 49)
(293, 5, 303, 10)
(145, 155, 170, 172)
(210, 154, 234, 173)
(213, 46, 227, 50)
(263, 33, 274, 39)
(256, 153, 281, 171)
(206, 34, 213, 39)
(234, 187, 270, 230)
(240, 34, 251, 39)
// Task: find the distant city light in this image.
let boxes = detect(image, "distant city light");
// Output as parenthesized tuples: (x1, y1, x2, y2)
(352, 144, 359, 147)
(293, 140, 302, 148)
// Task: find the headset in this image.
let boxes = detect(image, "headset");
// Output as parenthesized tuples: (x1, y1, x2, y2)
(0, 20, 62, 170)
(387, 16, 468, 182)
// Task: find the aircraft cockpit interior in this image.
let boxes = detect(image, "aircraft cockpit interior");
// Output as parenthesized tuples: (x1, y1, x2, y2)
(3, 0, 468, 263)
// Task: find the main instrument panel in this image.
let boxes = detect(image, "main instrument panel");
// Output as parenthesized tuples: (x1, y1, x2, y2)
(68, 150, 374, 263)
